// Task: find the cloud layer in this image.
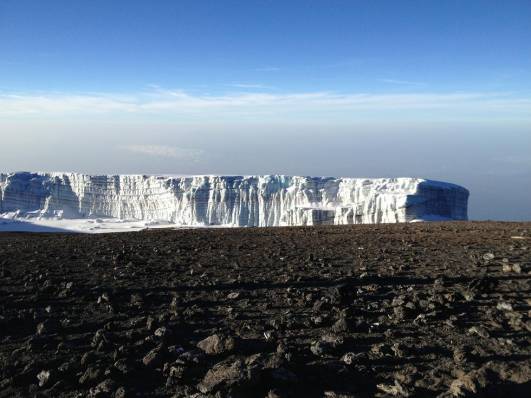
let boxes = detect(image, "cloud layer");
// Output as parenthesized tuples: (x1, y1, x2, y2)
(121, 144, 204, 161)
(0, 89, 529, 122)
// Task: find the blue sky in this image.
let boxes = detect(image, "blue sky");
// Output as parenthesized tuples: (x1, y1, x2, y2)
(1, 0, 530, 94)
(0, 1, 530, 219)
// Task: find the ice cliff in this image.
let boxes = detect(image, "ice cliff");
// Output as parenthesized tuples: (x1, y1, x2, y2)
(0, 172, 469, 226)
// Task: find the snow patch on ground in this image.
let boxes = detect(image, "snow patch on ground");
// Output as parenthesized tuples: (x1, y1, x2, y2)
(0, 214, 193, 233)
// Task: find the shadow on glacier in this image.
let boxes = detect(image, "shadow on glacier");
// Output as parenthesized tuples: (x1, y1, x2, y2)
(0, 219, 76, 233)
(412, 180, 469, 221)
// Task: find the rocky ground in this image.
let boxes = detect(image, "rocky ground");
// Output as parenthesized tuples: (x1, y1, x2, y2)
(0, 222, 530, 397)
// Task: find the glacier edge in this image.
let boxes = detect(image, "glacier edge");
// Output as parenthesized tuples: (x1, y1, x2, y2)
(0, 172, 469, 227)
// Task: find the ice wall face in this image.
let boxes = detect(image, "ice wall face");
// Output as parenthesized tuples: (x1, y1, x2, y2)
(0, 172, 469, 226)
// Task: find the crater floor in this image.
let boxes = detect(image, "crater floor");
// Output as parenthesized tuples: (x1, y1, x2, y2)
(0, 222, 530, 397)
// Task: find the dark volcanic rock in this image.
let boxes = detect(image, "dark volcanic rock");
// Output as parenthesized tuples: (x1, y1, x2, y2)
(36, 369, 53, 387)
(89, 378, 116, 398)
(79, 366, 101, 386)
(142, 345, 166, 368)
(197, 358, 252, 393)
(36, 319, 60, 335)
(0, 222, 529, 397)
(196, 334, 236, 355)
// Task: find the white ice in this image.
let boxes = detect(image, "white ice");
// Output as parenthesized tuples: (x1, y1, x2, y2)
(0, 172, 469, 233)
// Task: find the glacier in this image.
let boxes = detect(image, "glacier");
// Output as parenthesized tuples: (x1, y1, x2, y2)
(0, 172, 469, 229)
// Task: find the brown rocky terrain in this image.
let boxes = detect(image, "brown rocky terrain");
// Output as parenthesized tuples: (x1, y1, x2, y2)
(0, 222, 530, 397)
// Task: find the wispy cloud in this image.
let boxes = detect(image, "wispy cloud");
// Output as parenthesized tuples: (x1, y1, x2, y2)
(227, 83, 275, 90)
(0, 89, 530, 122)
(121, 144, 204, 161)
(378, 78, 426, 86)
